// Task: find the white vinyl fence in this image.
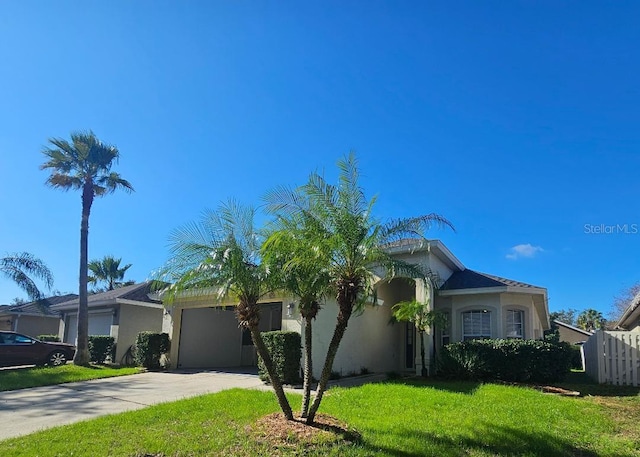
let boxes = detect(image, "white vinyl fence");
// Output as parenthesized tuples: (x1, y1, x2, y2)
(583, 330, 640, 386)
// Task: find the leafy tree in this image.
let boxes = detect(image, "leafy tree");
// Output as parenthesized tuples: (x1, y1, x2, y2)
(262, 211, 332, 418)
(549, 308, 578, 326)
(265, 153, 453, 423)
(41, 131, 133, 365)
(392, 298, 447, 377)
(576, 308, 606, 332)
(1, 252, 53, 301)
(88, 255, 132, 290)
(157, 200, 294, 420)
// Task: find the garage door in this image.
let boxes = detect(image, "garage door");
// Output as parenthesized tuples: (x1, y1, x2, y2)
(178, 308, 243, 368)
(65, 313, 114, 344)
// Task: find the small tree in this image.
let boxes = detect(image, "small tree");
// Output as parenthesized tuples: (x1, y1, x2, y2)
(392, 296, 447, 377)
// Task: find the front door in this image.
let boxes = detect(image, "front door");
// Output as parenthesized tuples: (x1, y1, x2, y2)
(405, 323, 414, 369)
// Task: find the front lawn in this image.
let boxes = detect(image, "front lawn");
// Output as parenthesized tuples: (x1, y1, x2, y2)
(2, 378, 639, 456)
(0, 364, 141, 391)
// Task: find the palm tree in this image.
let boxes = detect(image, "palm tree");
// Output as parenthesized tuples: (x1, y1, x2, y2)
(262, 211, 332, 418)
(392, 298, 447, 377)
(1, 252, 53, 301)
(41, 131, 133, 365)
(265, 153, 454, 423)
(88, 256, 132, 290)
(577, 308, 606, 332)
(158, 200, 294, 420)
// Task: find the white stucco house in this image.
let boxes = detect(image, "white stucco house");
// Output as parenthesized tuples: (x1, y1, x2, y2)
(165, 239, 550, 377)
(51, 281, 170, 364)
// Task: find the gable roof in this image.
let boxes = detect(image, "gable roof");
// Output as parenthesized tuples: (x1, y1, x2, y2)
(51, 281, 162, 311)
(0, 294, 78, 317)
(553, 319, 593, 336)
(440, 269, 541, 291)
(616, 291, 640, 330)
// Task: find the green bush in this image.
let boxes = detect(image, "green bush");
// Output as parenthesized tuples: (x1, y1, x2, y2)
(437, 339, 573, 383)
(257, 331, 301, 385)
(38, 334, 60, 342)
(88, 336, 115, 364)
(134, 332, 170, 369)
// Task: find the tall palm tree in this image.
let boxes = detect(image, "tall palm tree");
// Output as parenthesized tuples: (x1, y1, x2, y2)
(577, 308, 606, 332)
(88, 255, 132, 291)
(262, 211, 332, 418)
(158, 200, 294, 420)
(265, 153, 454, 423)
(1, 252, 53, 301)
(41, 131, 133, 365)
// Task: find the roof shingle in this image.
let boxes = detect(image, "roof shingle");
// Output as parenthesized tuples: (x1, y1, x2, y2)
(440, 269, 540, 291)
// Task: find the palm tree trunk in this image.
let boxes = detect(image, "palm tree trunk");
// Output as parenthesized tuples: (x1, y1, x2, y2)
(420, 330, 427, 377)
(306, 301, 353, 424)
(74, 182, 93, 366)
(301, 315, 313, 418)
(250, 326, 294, 420)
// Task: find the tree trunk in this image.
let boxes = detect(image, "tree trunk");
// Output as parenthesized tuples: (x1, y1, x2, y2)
(74, 182, 93, 366)
(420, 330, 427, 377)
(306, 301, 353, 424)
(250, 326, 293, 420)
(300, 315, 313, 418)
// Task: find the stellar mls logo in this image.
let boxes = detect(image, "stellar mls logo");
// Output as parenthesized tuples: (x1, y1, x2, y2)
(584, 223, 639, 234)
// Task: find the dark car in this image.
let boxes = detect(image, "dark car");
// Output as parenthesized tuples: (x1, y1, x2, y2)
(0, 331, 76, 367)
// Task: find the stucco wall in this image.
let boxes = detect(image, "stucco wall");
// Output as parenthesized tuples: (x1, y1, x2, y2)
(115, 305, 163, 364)
(557, 325, 591, 344)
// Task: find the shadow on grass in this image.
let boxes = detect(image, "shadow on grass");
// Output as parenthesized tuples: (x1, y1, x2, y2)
(356, 423, 611, 457)
(557, 371, 640, 398)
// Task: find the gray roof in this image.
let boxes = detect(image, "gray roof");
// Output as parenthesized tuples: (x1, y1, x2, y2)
(553, 319, 593, 336)
(440, 269, 541, 291)
(0, 294, 78, 317)
(52, 281, 162, 309)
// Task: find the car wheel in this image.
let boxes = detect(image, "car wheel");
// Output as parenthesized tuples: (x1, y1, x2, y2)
(48, 351, 67, 367)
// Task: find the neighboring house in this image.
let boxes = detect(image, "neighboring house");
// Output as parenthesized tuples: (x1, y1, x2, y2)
(616, 291, 640, 331)
(166, 239, 551, 377)
(553, 319, 593, 344)
(0, 295, 77, 337)
(50, 282, 169, 364)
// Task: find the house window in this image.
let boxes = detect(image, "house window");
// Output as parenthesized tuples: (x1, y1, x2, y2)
(441, 312, 450, 346)
(462, 310, 491, 341)
(506, 310, 524, 339)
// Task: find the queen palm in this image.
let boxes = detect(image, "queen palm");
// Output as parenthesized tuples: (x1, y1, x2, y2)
(1, 252, 53, 301)
(158, 200, 294, 420)
(265, 153, 454, 423)
(41, 131, 133, 365)
(577, 308, 606, 332)
(89, 256, 132, 291)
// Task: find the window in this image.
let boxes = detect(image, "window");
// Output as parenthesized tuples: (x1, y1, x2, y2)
(441, 312, 450, 346)
(462, 311, 491, 341)
(506, 310, 524, 339)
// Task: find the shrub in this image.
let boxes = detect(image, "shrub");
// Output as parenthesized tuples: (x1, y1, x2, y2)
(134, 332, 170, 369)
(88, 336, 115, 364)
(437, 339, 573, 383)
(38, 334, 60, 342)
(257, 331, 301, 385)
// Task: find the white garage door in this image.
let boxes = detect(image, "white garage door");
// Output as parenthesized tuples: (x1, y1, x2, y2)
(65, 313, 114, 344)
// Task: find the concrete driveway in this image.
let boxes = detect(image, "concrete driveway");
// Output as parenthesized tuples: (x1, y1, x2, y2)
(0, 369, 263, 441)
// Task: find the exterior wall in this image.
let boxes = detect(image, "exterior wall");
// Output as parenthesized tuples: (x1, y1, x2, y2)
(115, 304, 164, 364)
(15, 315, 61, 338)
(557, 325, 591, 344)
(428, 254, 454, 287)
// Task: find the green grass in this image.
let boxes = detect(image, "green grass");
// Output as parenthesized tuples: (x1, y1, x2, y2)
(0, 364, 141, 391)
(3, 377, 639, 456)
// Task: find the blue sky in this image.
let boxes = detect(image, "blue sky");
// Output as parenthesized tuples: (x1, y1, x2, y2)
(1, 2, 638, 317)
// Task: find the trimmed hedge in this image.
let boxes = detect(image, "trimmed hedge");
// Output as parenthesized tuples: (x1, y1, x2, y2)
(134, 332, 170, 369)
(88, 336, 115, 364)
(437, 339, 573, 383)
(257, 331, 301, 385)
(38, 334, 60, 342)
